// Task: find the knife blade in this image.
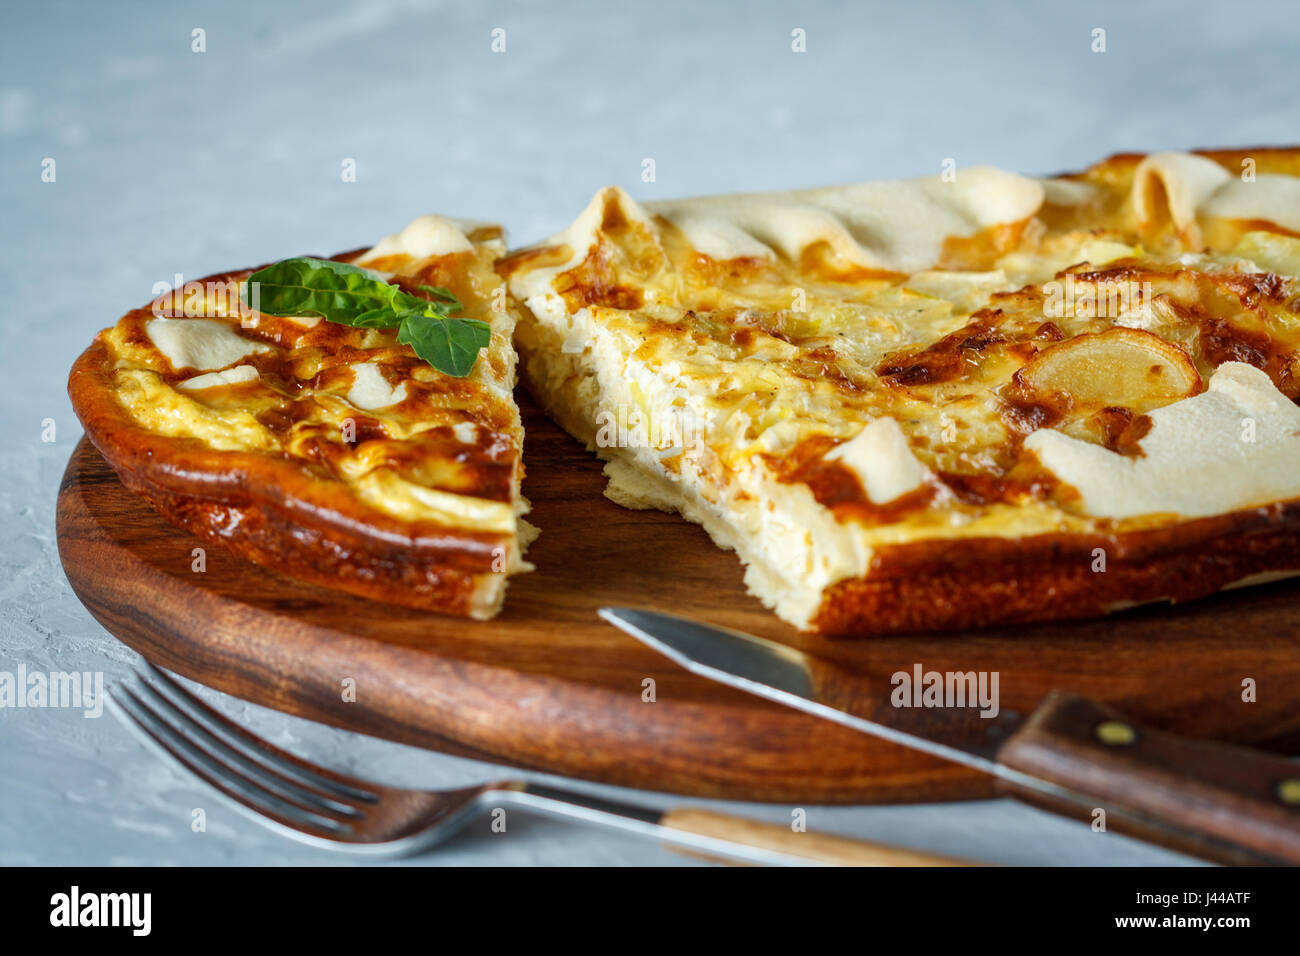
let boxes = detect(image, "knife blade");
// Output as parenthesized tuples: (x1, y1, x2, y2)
(600, 607, 1300, 866)
(598, 608, 1033, 784)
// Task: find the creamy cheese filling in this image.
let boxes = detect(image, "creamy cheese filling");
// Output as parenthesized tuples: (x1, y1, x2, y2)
(521, 292, 878, 628)
(354, 469, 516, 532)
(114, 369, 275, 452)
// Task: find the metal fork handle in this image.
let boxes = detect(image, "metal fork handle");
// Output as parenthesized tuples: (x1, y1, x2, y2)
(113, 662, 972, 865)
(493, 784, 976, 867)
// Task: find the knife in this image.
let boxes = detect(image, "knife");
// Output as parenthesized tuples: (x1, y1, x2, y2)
(599, 607, 1300, 866)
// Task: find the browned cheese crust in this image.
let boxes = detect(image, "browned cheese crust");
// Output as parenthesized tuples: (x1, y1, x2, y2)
(503, 148, 1300, 634)
(69, 234, 527, 618)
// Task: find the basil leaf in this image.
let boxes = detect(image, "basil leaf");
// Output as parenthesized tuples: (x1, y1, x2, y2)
(390, 289, 454, 318)
(243, 257, 405, 323)
(351, 307, 404, 329)
(418, 284, 462, 312)
(244, 256, 486, 377)
(396, 311, 492, 378)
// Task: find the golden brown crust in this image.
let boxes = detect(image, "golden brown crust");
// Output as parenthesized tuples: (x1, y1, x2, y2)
(813, 502, 1300, 636)
(68, 231, 526, 618)
(69, 340, 509, 614)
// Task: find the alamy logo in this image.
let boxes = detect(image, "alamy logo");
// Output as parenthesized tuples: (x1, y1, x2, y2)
(1042, 275, 1153, 320)
(891, 664, 1000, 718)
(151, 272, 246, 320)
(0, 665, 103, 717)
(594, 404, 705, 456)
(49, 886, 151, 936)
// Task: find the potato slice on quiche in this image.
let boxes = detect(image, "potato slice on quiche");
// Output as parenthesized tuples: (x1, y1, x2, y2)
(503, 150, 1300, 635)
(69, 216, 533, 619)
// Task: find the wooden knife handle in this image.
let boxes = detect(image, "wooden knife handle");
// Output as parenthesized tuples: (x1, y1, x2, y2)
(995, 692, 1300, 865)
(660, 808, 978, 866)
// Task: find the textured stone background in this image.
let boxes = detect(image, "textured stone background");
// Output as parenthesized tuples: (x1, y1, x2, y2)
(5, 0, 1296, 865)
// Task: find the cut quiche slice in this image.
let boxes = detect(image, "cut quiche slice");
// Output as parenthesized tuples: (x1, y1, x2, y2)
(502, 149, 1300, 635)
(69, 215, 534, 619)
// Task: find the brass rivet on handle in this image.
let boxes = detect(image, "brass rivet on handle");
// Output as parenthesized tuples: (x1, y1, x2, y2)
(1277, 779, 1300, 805)
(1095, 720, 1137, 746)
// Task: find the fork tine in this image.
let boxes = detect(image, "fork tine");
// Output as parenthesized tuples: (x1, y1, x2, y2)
(109, 684, 352, 838)
(138, 662, 378, 804)
(125, 673, 366, 821)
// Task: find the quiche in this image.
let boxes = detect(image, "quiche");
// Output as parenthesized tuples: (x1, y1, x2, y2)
(68, 215, 534, 619)
(502, 148, 1300, 634)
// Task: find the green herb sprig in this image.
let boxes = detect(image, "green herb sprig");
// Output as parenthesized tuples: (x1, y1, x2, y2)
(242, 257, 491, 377)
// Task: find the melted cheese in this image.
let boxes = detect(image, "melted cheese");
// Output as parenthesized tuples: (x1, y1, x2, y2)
(1134, 152, 1300, 235)
(506, 150, 1300, 629)
(355, 469, 515, 531)
(358, 214, 492, 264)
(178, 365, 261, 390)
(825, 418, 929, 504)
(1202, 175, 1300, 232)
(99, 215, 533, 618)
(145, 318, 273, 371)
(115, 369, 275, 451)
(1133, 152, 1231, 235)
(649, 167, 1045, 272)
(347, 361, 408, 410)
(1026, 363, 1300, 519)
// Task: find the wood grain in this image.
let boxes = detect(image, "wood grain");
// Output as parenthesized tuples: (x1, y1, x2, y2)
(56, 395, 1300, 803)
(660, 809, 978, 865)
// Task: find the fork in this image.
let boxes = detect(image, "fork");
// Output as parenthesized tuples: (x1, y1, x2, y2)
(107, 662, 975, 866)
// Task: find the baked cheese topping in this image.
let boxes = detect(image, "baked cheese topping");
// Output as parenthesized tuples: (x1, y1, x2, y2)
(1027, 362, 1300, 519)
(824, 417, 929, 505)
(145, 317, 274, 371)
(358, 214, 500, 263)
(504, 150, 1300, 627)
(98, 217, 532, 597)
(647, 166, 1045, 273)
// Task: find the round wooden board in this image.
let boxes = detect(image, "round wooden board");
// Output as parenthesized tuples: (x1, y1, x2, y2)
(57, 397, 1300, 804)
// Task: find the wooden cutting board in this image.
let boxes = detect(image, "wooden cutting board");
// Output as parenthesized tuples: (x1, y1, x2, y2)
(56, 395, 1300, 803)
